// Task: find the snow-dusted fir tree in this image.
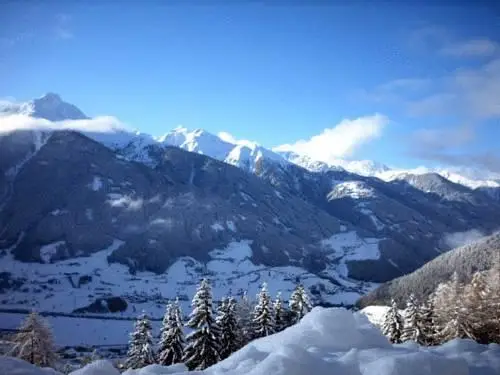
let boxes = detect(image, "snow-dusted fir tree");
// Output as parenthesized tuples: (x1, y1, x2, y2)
(464, 271, 490, 343)
(433, 272, 472, 342)
(485, 254, 500, 343)
(125, 313, 156, 369)
(401, 294, 421, 343)
(216, 297, 240, 359)
(235, 290, 254, 346)
(273, 292, 287, 332)
(158, 298, 185, 366)
(10, 312, 57, 367)
(252, 282, 275, 338)
(382, 299, 403, 343)
(418, 295, 437, 346)
(182, 279, 221, 370)
(289, 284, 312, 324)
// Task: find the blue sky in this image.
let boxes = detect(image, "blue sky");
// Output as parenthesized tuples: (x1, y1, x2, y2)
(1, 1, 499, 171)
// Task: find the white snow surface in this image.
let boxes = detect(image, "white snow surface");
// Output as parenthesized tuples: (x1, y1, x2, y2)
(210, 222, 224, 232)
(7, 307, 500, 375)
(155, 126, 286, 173)
(359, 305, 391, 328)
(321, 231, 380, 262)
(328, 181, 376, 200)
(39, 241, 65, 264)
(225, 220, 236, 232)
(0, 356, 61, 375)
(122, 364, 188, 375)
(89, 176, 103, 191)
(377, 167, 500, 190)
(278, 150, 500, 190)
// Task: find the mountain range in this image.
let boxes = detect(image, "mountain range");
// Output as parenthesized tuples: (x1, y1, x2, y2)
(1, 93, 499, 316)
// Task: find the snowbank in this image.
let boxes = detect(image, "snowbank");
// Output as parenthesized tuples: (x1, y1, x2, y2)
(123, 364, 188, 375)
(358, 305, 391, 328)
(3, 307, 500, 375)
(0, 356, 61, 375)
(69, 360, 118, 375)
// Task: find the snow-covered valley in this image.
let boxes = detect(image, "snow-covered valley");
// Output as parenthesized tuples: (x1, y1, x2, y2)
(0, 235, 379, 347)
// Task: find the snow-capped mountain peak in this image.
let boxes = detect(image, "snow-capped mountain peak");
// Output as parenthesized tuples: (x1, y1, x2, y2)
(276, 151, 390, 176)
(377, 167, 500, 190)
(0, 92, 89, 122)
(339, 159, 390, 176)
(157, 125, 234, 161)
(30, 92, 89, 121)
(2, 93, 499, 190)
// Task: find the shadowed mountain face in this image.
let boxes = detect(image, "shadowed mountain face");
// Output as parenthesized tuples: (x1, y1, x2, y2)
(1, 95, 500, 310)
(0, 130, 348, 274)
(356, 232, 500, 309)
(2, 127, 500, 283)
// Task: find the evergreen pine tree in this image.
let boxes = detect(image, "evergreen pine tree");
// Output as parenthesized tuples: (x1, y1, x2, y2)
(433, 272, 473, 342)
(485, 253, 500, 343)
(418, 295, 437, 346)
(9, 311, 57, 367)
(464, 271, 490, 343)
(289, 284, 312, 324)
(235, 290, 254, 347)
(158, 298, 185, 366)
(252, 282, 275, 338)
(182, 279, 221, 370)
(125, 313, 156, 369)
(382, 299, 403, 343)
(401, 294, 421, 343)
(273, 292, 287, 332)
(216, 297, 240, 359)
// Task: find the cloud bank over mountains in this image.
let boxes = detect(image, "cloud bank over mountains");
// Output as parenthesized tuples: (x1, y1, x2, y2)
(0, 114, 127, 134)
(273, 114, 388, 162)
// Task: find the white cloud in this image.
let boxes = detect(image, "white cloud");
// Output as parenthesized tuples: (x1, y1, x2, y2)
(0, 114, 127, 134)
(273, 114, 388, 163)
(218, 131, 239, 144)
(54, 14, 73, 40)
(217, 131, 257, 148)
(440, 39, 499, 58)
(364, 57, 500, 121)
(407, 25, 450, 52)
(408, 26, 498, 59)
(443, 229, 485, 249)
(408, 57, 500, 119)
(412, 125, 474, 150)
(377, 78, 431, 92)
(355, 78, 431, 104)
(408, 124, 500, 173)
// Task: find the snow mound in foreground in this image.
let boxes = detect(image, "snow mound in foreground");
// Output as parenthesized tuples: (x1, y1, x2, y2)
(0, 356, 61, 375)
(3, 307, 500, 375)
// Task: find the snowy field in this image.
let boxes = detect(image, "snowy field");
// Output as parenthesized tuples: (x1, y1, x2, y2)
(0, 313, 155, 347)
(0, 237, 378, 325)
(0, 305, 388, 347)
(2, 307, 499, 375)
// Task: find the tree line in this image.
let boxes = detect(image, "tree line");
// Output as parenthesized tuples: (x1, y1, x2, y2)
(381, 258, 500, 345)
(6, 280, 312, 372)
(125, 280, 312, 370)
